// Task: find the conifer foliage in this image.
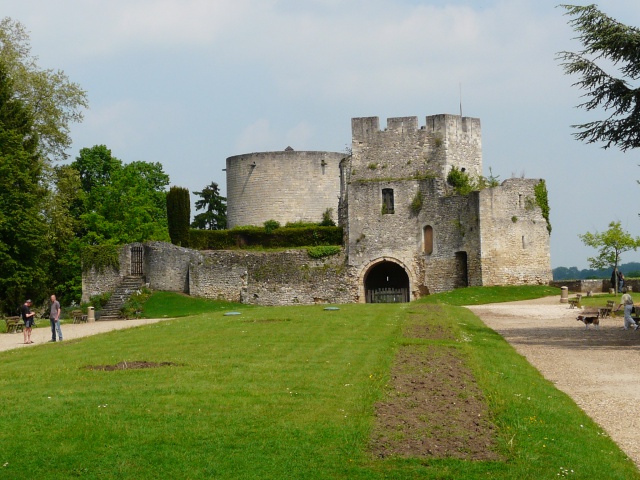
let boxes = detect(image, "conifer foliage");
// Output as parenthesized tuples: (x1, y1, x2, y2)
(558, 5, 640, 151)
(167, 186, 191, 247)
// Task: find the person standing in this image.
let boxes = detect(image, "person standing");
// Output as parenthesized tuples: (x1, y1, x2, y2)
(618, 271, 625, 293)
(616, 290, 638, 330)
(49, 294, 62, 342)
(20, 299, 36, 344)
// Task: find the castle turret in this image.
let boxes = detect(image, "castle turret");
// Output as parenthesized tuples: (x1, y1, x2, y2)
(350, 114, 482, 182)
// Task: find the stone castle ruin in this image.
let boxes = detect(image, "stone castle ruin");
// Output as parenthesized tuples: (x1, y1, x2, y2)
(83, 114, 552, 308)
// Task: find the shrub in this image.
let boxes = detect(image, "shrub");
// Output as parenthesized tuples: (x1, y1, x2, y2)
(320, 208, 336, 226)
(410, 191, 423, 215)
(85, 292, 111, 312)
(534, 180, 551, 234)
(447, 166, 474, 195)
(263, 219, 280, 234)
(120, 287, 152, 319)
(82, 245, 120, 272)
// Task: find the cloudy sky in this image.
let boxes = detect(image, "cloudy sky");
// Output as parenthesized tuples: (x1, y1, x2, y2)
(2, 0, 639, 269)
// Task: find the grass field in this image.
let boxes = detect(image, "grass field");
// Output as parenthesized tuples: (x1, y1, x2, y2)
(0, 287, 638, 479)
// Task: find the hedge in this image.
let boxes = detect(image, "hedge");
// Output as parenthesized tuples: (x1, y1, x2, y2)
(189, 226, 343, 250)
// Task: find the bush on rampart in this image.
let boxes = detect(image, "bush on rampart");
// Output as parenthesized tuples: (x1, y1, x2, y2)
(82, 245, 120, 272)
(189, 226, 343, 250)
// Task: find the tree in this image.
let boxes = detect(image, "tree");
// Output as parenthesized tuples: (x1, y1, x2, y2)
(558, 5, 640, 151)
(167, 186, 191, 246)
(43, 165, 84, 302)
(0, 17, 88, 161)
(0, 62, 50, 313)
(70, 145, 171, 245)
(578, 221, 640, 292)
(191, 182, 227, 230)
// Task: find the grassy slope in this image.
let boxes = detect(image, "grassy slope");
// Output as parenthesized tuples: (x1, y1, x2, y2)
(0, 287, 637, 479)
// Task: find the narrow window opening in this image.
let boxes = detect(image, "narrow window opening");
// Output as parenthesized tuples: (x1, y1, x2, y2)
(382, 188, 394, 214)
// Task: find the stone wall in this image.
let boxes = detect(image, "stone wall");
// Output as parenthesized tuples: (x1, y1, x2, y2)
(345, 176, 484, 296)
(190, 249, 354, 305)
(226, 150, 345, 228)
(81, 245, 135, 303)
(144, 242, 197, 293)
(477, 179, 552, 285)
(84, 241, 355, 306)
(550, 279, 640, 293)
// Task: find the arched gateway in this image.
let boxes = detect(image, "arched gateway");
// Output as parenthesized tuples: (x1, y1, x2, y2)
(363, 260, 410, 303)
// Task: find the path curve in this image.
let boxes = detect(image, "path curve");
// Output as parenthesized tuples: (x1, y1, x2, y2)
(0, 318, 170, 353)
(468, 296, 640, 467)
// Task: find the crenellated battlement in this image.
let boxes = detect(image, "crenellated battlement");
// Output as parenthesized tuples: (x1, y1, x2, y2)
(352, 114, 480, 140)
(350, 114, 483, 179)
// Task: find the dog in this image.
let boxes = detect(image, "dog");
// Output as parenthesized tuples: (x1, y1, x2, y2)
(577, 314, 599, 330)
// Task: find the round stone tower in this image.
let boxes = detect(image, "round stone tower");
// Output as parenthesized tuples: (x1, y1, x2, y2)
(226, 149, 346, 228)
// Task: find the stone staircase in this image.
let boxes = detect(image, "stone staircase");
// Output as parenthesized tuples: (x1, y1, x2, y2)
(98, 276, 145, 320)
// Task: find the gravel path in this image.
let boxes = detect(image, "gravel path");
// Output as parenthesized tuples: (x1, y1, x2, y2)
(468, 296, 640, 467)
(0, 318, 169, 353)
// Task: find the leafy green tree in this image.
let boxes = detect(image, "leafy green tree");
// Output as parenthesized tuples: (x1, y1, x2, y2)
(578, 221, 640, 292)
(43, 165, 84, 302)
(167, 186, 191, 246)
(191, 182, 227, 230)
(0, 62, 50, 312)
(70, 146, 170, 246)
(558, 5, 640, 151)
(0, 17, 88, 161)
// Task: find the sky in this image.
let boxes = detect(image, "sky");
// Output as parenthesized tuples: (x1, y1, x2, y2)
(1, 0, 639, 269)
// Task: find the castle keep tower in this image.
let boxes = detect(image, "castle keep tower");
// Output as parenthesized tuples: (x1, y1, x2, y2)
(344, 114, 551, 303)
(226, 149, 345, 228)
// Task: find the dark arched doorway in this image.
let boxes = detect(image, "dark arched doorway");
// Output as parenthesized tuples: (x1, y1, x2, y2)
(364, 261, 410, 303)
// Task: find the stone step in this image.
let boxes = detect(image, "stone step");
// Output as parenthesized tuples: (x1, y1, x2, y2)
(97, 276, 145, 320)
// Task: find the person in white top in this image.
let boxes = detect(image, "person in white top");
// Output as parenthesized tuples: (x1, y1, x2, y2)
(616, 290, 638, 330)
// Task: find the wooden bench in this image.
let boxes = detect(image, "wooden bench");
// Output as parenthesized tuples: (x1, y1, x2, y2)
(4, 316, 24, 333)
(598, 300, 615, 318)
(568, 294, 582, 309)
(72, 310, 88, 324)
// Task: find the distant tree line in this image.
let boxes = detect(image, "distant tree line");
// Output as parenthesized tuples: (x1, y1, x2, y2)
(553, 262, 640, 281)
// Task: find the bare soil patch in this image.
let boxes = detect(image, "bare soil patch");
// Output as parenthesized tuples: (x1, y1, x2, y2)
(370, 304, 501, 461)
(84, 360, 179, 371)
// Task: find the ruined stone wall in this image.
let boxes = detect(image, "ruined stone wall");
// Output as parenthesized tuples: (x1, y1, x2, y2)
(477, 179, 552, 285)
(190, 249, 354, 305)
(144, 241, 198, 293)
(226, 150, 345, 228)
(83, 241, 355, 306)
(81, 245, 132, 303)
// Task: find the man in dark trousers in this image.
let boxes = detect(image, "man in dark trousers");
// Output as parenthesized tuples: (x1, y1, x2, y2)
(20, 299, 36, 344)
(49, 294, 62, 342)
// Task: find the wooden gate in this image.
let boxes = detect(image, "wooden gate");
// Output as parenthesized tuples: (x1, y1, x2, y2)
(367, 288, 409, 303)
(131, 245, 143, 276)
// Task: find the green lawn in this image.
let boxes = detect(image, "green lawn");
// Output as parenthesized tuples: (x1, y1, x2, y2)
(0, 288, 637, 479)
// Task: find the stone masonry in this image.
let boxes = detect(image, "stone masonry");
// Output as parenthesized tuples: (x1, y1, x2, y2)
(84, 113, 553, 306)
